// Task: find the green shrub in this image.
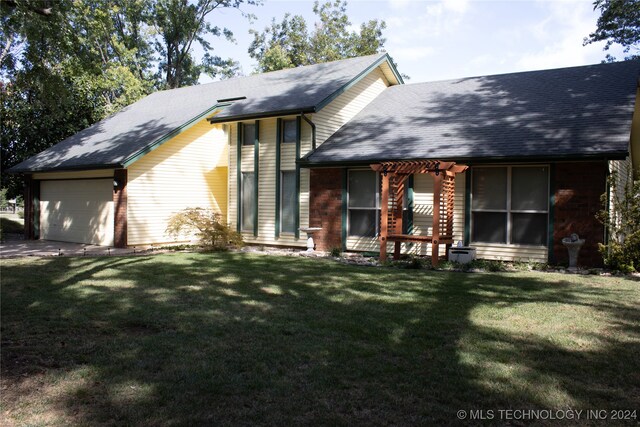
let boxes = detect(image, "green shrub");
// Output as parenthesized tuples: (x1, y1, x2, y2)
(329, 247, 342, 257)
(166, 208, 243, 251)
(598, 171, 640, 272)
(465, 259, 508, 272)
(0, 188, 8, 210)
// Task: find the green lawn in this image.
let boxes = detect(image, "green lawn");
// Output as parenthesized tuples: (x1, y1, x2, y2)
(1, 253, 638, 425)
(0, 213, 24, 236)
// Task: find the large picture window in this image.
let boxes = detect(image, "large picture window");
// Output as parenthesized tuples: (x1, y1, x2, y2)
(348, 170, 379, 237)
(471, 166, 549, 245)
(280, 171, 296, 233)
(241, 172, 255, 231)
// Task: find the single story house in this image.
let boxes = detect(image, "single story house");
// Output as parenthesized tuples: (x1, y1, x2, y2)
(9, 53, 639, 266)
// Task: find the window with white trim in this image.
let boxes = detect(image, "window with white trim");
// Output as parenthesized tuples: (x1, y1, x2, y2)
(471, 165, 549, 245)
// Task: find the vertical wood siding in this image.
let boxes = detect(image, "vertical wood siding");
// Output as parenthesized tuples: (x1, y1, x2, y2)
(126, 120, 228, 245)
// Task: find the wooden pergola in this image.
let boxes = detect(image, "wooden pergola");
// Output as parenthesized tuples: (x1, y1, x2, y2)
(370, 160, 468, 266)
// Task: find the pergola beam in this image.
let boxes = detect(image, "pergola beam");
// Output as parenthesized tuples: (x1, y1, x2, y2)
(372, 160, 468, 266)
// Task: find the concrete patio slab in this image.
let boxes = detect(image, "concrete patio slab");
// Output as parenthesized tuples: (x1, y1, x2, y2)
(0, 240, 151, 258)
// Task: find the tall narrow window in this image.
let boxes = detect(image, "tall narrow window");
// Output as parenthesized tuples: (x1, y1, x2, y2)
(510, 166, 549, 245)
(471, 166, 548, 245)
(282, 119, 297, 144)
(241, 172, 255, 231)
(281, 171, 296, 233)
(242, 123, 255, 146)
(348, 170, 378, 237)
(472, 167, 508, 243)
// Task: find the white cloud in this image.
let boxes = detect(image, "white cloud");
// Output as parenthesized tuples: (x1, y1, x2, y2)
(443, 0, 469, 13)
(515, 0, 625, 70)
(388, 0, 411, 10)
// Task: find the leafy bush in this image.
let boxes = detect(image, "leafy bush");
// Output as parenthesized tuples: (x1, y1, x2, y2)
(464, 259, 508, 272)
(0, 188, 8, 210)
(166, 208, 243, 251)
(329, 247, 342, 257)
(598, 171, 640, 272)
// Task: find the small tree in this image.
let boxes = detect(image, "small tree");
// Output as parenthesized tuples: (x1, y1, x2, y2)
(598, 171, 640, 272)
(166, 208, 243, 251)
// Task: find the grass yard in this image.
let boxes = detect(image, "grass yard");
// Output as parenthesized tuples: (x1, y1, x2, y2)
(1, 252, 639, 425)
(0, 213, 24, 236)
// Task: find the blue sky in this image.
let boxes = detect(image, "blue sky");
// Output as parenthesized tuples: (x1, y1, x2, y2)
(204, 0, 626, 83)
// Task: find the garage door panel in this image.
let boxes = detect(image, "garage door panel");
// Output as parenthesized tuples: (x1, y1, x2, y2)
(40, 180, 114, 246)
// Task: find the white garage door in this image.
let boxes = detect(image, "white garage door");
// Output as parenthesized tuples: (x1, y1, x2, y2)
(40, 179, 114, 246)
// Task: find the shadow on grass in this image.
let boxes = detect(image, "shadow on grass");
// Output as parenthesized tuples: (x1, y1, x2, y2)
(1, 253, 639, 425)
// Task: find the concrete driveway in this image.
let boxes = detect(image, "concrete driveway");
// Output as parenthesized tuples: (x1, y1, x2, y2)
(0, 239, 146, 258)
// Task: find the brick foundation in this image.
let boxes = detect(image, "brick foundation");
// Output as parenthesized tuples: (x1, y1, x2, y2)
(113, 168, 127, 248)
(553, 161, 606, 267)
(309, 168, 343, 251)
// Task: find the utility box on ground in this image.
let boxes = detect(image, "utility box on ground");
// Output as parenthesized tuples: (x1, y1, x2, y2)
(448, 247, 477, 264)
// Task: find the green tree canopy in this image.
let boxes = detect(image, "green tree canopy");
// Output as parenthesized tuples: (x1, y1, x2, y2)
(1, 0, 254, 197)
(584, 0, 640, 61)
(248, 0, 386, 72)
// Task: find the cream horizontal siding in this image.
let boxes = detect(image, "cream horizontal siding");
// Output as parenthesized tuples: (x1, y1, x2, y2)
(347, 173, 466, 256)
(228, 65, 391, 249)
(608, 157, 632, 243)
(228, 123, 238, 231)
(314, 67, 390, 147)
(127, 120, 228, 246)
(33, 170, 114, 180)
(472, 243, 547, 262)
(228, 118, 310, 247)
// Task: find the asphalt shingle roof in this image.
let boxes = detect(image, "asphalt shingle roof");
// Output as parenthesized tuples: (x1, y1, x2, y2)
(303, 60, 639, 165)
(10, 53, 389, 173)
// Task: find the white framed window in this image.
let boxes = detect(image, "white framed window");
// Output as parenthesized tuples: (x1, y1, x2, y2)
(282, 119, 297, 144)
(348, 170, 379, 237)
(241, 172, 255, 231)
(280, 171, 296, 233)
(471, 165, 549, 245)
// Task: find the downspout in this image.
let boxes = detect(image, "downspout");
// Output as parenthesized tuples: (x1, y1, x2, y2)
(301, 113, 316, 151)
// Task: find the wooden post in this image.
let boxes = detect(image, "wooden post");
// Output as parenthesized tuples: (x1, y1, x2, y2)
(379, 172, 390, 262)
(393, 177, 404, 260)
(432, 172, 442, 267)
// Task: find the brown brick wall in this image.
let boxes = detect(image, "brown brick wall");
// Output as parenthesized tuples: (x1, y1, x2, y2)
(23, 174, 38, 240)
(309, 168, 343, 251)
(553, 161, 606, 267)
(113, 168, 127, 248)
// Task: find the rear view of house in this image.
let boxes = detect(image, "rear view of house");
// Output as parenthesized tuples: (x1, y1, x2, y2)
(10, 54, 639, 267)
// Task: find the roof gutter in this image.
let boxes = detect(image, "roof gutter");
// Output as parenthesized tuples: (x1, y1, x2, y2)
(301, 113, 316, 150)
(297, 151, 630, 168)
(7, 163, 121, 175)
(208, 107, 316, 124)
